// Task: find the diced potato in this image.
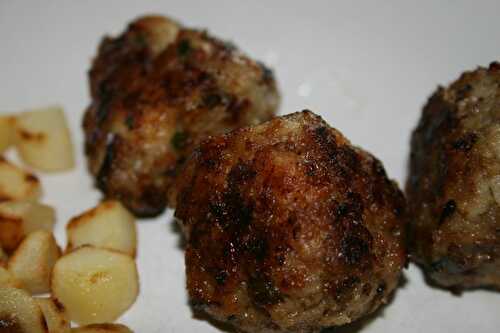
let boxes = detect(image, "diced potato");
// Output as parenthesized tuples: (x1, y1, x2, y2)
(0, 114, 16, 153)
(71, 324, 133, 333)
(0, 266, 24, 289)
(51, 246, 139, 325)
(0, 200, 56, 251)
(15, 106, 75, 172)
(36, 297, 71, 333)
(0, 157, 41, 202)
(8, 230, 61, 294)
(67, 201, 137, 257)
(0, 287, 47, 333)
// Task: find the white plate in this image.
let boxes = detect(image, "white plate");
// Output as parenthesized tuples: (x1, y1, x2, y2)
(1, 1, 499, 332)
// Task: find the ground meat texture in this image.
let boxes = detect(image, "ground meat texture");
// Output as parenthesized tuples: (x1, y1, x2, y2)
(407, 62, 500, 290)
(175, 111, 407, 332)
(83, 15, 280, 216)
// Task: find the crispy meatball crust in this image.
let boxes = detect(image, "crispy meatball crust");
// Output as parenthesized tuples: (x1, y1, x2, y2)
(175, 111, 407, 332)
(83, 15, 280, 216)
(407, 62, 500, 290)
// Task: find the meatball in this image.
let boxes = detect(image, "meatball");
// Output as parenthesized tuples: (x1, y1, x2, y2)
(83, 15, 280, 216)
(175, 111, 407, 332)
(407, 62, 500, 290)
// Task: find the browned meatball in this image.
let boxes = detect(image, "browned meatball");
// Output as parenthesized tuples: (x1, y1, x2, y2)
(407, 62, 500, 290)
(175, 111, 407, 332)
(83, 15, 280, 216)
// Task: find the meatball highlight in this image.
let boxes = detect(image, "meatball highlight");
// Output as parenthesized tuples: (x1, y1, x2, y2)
(175, 111, 407, 332)
(83, 15, 280, 216)
(407, 62, 500, 291)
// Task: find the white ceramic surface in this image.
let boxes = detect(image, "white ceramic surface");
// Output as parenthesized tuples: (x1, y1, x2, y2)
(1, 1, 499, 332)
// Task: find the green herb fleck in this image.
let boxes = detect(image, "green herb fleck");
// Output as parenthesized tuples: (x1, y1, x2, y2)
(177, 39, 191, 56)
(134, 33, 147, 48)
(171, 131, 188, 150)
(203, 93, 222, 109)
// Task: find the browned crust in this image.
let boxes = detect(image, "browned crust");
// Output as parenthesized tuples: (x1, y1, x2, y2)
(407, 62, 500, 290)
(83, 15, 280, 216)
(176, 111, 406, 332)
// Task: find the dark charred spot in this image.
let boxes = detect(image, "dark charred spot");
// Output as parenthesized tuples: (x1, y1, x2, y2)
(96, 80, 113, 123)
(439, 200, 456, 226)
(489, 62, 500, 71)
(215, 270, 229, 286)
(162, 65, 212, 101)
(249, 277, 283, 306)
(451, 132, 478, 152)
(336, 192, 364, 222)
(228, 162, 257, 183)
(227, 98, 251, 120)
(202, 93, 223, 109)
(303, 160, 319, 177)
(125, 112, 135, 129)
(246, 238, 268, 261)
(341, 234, 370, 265)
(333, 276, 361, 300)
(211, 191, 253, 230)
(362, 283, 372, 296)
(138, 185, 167, 216)
(171, 131, 189, 151)
(227, 315, 237, 321)
(177, 39, 191, 56)
(372, 159, 387, 177)
(312, 126, 360, 177)
(456, 84, 472, 100)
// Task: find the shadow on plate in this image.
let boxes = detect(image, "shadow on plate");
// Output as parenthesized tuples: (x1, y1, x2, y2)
(168, 216, 187, 251)
(411, 261, 500, 296)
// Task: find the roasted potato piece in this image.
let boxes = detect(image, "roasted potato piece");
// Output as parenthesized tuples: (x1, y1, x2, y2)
(51, 246, 139, 325)
(0, 157, 41, 202)
(0, 266, 24, 288)
(8, 230, 61, 294)
(36, 298, 71, 333)
(67, 201, 137, 257)
(0, 200, 56, 251)
(0, 287, 48, 333)
(71, 324, 133, 333)
(15, 106, 75, 172)
(0, 114, 16, 153)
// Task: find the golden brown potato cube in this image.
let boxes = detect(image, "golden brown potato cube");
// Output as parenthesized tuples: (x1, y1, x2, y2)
(0, 200, 56, 251)
(67, 201, 137, 257)
(0, 266, 24, 289)
(51, 246, 139, 325)
(0, 157, 42, 202)
(71, 323, 133, 333)
(8, 230, 61, 294)
(36, 297, 71, 333)
(15, 106, 75, 172)
(0, 114, 16, 153)
(0, 287, 48, 333)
